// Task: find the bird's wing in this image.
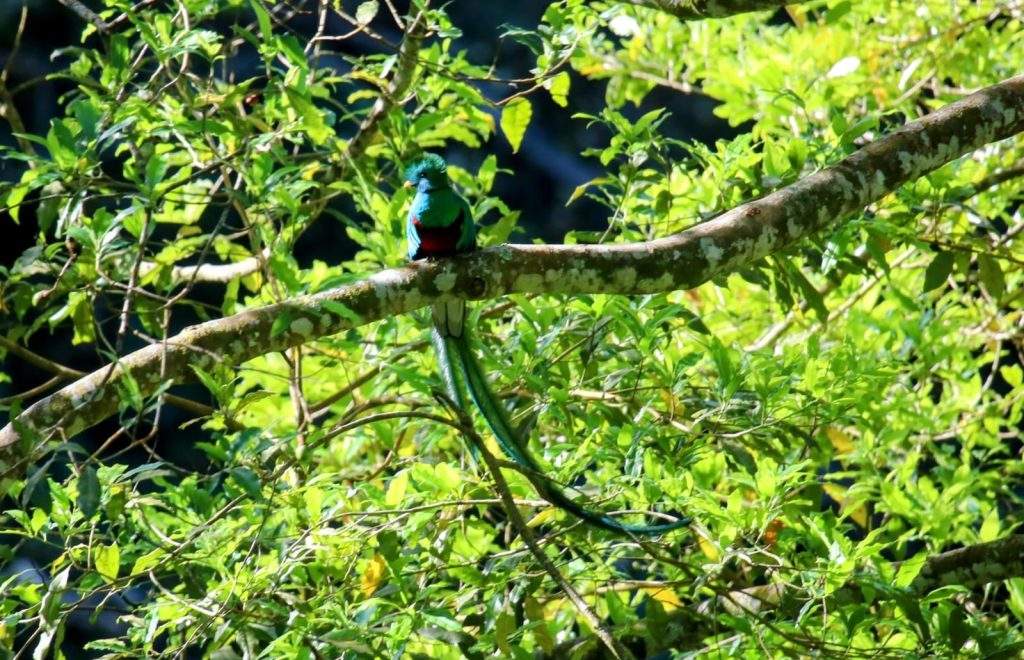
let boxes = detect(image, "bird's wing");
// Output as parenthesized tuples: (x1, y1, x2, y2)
(406, 210, 422, 261)
(456, 196, 477, 252)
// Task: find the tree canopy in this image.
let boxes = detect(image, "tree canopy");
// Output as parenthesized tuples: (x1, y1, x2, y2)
(1, 0, 1023, 657)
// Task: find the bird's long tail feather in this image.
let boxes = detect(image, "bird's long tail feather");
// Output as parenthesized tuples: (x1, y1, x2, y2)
(434, 321, 688, 535)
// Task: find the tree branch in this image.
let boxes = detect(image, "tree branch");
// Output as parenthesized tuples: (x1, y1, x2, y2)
(549, 534, 1024, 657)
(623, 0, 814, 21)
(0, 337, 220, 424)
(2, 74, 1023, 489)
(57, 0, 110, 34)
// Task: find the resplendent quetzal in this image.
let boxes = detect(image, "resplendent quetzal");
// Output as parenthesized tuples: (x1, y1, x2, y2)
(403, 153, 688, 535)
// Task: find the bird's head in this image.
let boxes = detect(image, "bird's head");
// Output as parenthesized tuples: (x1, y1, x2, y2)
(403, 153, 450, 192)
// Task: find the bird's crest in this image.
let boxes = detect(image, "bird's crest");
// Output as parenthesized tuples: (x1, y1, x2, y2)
(404, 153, 448, 184)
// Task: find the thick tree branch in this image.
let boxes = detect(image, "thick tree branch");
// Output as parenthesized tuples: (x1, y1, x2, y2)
(905, 534, 1024, 595)
(623, 0, 814, 21)
(2, 74, 1023, 489)
(0, 336, 221, 424)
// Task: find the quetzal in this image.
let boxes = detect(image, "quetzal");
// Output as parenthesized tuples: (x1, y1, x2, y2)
(403, 153, 688, 535)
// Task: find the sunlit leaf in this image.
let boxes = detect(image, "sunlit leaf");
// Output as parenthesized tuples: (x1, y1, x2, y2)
(500, 98, 532, 153)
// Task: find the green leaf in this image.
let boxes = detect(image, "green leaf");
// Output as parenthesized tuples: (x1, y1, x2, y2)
(356, 0, 378, 25)
(230, 467, 263, 499)
(71, 99, 101, 141)
(500, 98, 532, 153)
(489, 210, 520, 244)
(94, 543, 120, 582)
(947, 606, 969, 653)
(782, 259, 828, 322)
(839, 115, 878, 147)
(604, 589, 631, 627)
(320, 300, 363, 325)
(565, 177, 611, 206)
(385, 470, 409, 507)
(494, 611, 515, 655)
(977, 254, 1005, 298)
(47, 119, 77, 169)
(284, 87, 330, 146)
(923, 251, 954, 292)
(196, 441, 229, 463)
(145, 154, 168, 192)
(105, 485, 127, 519)
(478, 154, 497, 193)
(547, 71, 570, 107)
(271, 310, 295, 337)
(978, 508, 999, 542)
(676, 307, 711, 335)
(77, 466, 100, 518)
(41, 566, 70, 624)
(131, 549, 165, 575)
(191, 364, 228, 407)
(1000, 364, 1022, 389)
(250, 0, 272, 40)
(894, 551, 927, 588)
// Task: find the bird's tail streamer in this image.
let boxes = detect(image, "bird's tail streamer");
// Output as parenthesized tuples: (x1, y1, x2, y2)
(433, 321, 689, 535)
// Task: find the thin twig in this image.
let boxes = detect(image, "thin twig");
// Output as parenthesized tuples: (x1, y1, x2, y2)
(0, 5, 37, 159)
(57, 0, 110, 33)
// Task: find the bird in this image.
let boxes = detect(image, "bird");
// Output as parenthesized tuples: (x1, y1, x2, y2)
(403, 153, 688, 535)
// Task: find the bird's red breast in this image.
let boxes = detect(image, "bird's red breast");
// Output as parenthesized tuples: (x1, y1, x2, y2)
(411, 215, 464, 257)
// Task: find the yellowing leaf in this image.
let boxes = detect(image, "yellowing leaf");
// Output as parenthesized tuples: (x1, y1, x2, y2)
(361, 554, 386, 597)
(500, 98, 532, 153)
(822, 483, 868, 528)
(385, 471, 409, 507)
(696, 532, 720, 561)
(300, 161, 321, 180)
(825, 427, 855, 455)
(524, 596, 553, 652)
(643, 586, 683, 610)
(526, 508, 558, 528)
(94, 543, 120, 583)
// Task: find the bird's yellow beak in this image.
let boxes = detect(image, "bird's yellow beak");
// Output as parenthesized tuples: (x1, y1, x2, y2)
(403, 180, 414, 188)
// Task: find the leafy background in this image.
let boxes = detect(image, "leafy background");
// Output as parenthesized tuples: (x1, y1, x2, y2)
(1, 0, 1023, 657)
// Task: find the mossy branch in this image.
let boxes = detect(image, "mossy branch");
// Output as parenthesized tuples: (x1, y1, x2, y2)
(2, 74, 1023, 489)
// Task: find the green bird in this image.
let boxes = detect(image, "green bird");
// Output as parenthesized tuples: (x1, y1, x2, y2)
(403, 153, 688, 535)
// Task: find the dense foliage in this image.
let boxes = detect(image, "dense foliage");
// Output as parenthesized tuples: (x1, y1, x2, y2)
(1, 0, 1023, 657)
